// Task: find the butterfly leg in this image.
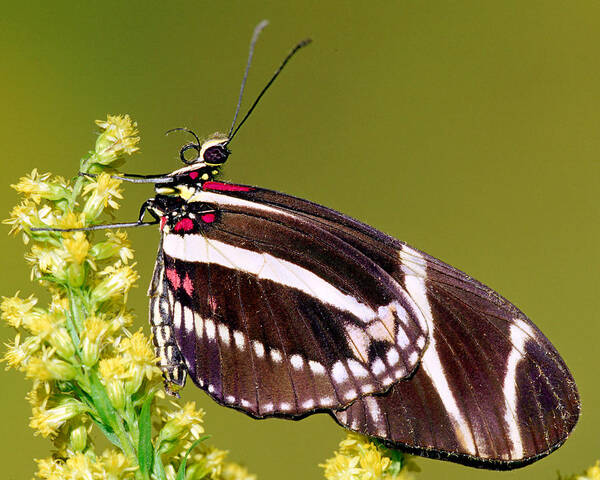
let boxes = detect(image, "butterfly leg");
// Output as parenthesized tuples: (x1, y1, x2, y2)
(78, 171, 173, 184)
(31, 199, 161, 232)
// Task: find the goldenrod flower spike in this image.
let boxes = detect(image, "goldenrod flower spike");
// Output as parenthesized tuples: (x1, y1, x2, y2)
(3, 115, 256, 480)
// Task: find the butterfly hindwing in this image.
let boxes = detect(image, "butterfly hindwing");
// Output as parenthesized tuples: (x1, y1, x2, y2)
(151, 198, 429, 417)
(330, 244, 579, 468)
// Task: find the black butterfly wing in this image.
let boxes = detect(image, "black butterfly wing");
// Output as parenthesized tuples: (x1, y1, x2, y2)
(150, 188, 429, 418)
(193, 183, 579, 467)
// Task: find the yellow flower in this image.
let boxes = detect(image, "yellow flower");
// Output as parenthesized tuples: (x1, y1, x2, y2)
(321, 453, 361, 480)
(100, 449, 136, 478)
(99, 356, 129, 409)
(158, 402, 205, 449)
(80, 316, 109, 366)
(55, 452, 105, 480)
(49, 294, 69, 314)
(360, 447, 391, 479)
(0, 292, 38, 328)
(30, 397, 86, 438)
(118, 330, 160, 394)
(35, 457, 66, 480)
(21, 311, 74, 360)
(3, 334, 41, 370)
(56, 211, 86, 230)
(192, 445, 228, 479)
(90, 230, 134, 263)
(25, 380, 52, 407)
(11, 169, 70, 204)
(107, 308, 134, 333)
(82, 173, 123, 220)
(64, 232, 90, 264)
(91, 261, 138, 303)
(99, 356, 129, 380)
(94, 114, 140, 165)
(322, 434, 415, 480)
(25, 244, 69, 280)
(221, 462, 257, 480)
(25, 347, 77, 381)
(4, 200, 57, 235)
(564, 460, 600, 480)
(589, 462, 600, 480)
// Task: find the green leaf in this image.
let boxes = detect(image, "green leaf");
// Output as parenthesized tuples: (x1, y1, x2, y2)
(138, 393, 155, 476)
(88, 370, 119, 429)
(176, 435, 211, 480)
(384, 448, 405, 478)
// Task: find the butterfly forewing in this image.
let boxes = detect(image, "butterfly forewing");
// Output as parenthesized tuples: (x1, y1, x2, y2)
(151, 195, 429, 417)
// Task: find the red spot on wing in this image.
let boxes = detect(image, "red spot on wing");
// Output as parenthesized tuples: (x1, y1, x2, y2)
(201, 213, 216, 223)
(166, 268, 181, 290)
(189, 171, 199, 180)
(202, 181, 253, 192)
(174, 218, 195, 232)
(183, 274, 194, 296)
(160, 217, 167, 231)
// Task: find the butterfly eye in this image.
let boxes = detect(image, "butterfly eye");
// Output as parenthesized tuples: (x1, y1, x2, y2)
(180, 143, 201, 165)
(203, 145, 230, 165)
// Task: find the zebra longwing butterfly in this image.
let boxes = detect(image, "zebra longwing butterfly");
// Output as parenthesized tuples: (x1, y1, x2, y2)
(46, 22, 579, 470)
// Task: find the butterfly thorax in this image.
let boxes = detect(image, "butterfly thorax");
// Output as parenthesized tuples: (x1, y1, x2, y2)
(146, 137, 230, 235)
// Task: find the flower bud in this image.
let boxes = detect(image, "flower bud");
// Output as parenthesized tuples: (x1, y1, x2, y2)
(99, 357, 128, 410)
(49, 327, 75, 360)
(0, 293, 38, 329)
(91, 263, 138, 304)
(82, 174, 123, 221)
(2, 335, 41, 370)
(105, 380, 126, 410)
(157, 402, 205, 448)
(89, 231, 133, 264)
(11, 169, 70, 204)
(26, 355, 77, 381)
(93, 115, 140, 166)
(67, 263, 86, 288)
(69, 423, 88, 452)
(29, 397, 86, 438)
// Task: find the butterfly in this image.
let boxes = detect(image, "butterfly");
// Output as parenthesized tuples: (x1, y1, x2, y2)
(46, 21, 580, 470)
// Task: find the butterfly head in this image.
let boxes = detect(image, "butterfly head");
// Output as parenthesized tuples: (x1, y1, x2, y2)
(198, 137, 231, 166)
(165, 133, 229, 176)
(155, 133, 231, 199)
(173, 132, 230, 168)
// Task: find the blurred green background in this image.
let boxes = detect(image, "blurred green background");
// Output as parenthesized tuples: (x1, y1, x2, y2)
(1, 1, 598, 479)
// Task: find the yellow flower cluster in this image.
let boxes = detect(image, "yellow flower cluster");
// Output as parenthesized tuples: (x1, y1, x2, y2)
(2, 115, 255, 480)
(321, 433, 419, 480)
(35, 450, 136, 480)
(561, 461, 600, 480)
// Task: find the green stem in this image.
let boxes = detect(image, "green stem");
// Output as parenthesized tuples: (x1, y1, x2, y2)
(66, 288, 84, 336)
(66, 278, 143, 479)
(88, 370, 144, 480)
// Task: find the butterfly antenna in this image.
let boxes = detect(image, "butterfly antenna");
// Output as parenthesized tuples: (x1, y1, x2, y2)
(227, 36, 312, 144)
(227, 20, 270, 139)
